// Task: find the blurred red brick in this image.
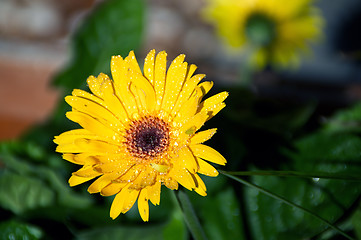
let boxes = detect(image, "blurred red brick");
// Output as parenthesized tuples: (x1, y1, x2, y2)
(0, 51, 61, 140)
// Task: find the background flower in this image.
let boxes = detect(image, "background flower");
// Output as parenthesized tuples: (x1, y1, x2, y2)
(203, 0, 323, 68)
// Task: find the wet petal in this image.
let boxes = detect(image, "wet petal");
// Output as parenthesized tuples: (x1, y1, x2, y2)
(110, 185, 129, 219)
(191, 128, 217, 144)
(173, 87, 203, 124)
(144, 49, 156, 84)
(65, 95, 120, 126)
(147, 181, 161, 205)
(197, 158, 219, 177)
(154, 51, 167, 110)
(66, 111, 118, 139)
(198, 91, 228, 112)
(87, 172, 121, 194)
(73, 165, 102, 178)
(121, 189, 140, 213)
(190, 144, 227, 165)
(194, 174, 207, 196)
(69, 174, 99, 187)
(129, 70, 156, 112)
(101, 182, 128, 196)
(138, 189, 149, 222)
(171, 74, 205, 117)
(87, 75, 103, 97)
(170, 167, 196, 191)
(198, 81, 213, 97)
(129, 169, 157, 190)
(162, 54, 187, 113)
(177, 146, 198, 173)
(99, 75, 129, 122)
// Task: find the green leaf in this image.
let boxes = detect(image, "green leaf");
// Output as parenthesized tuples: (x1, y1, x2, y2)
(324, 102, 361, 133)
(163, 204, 187, 240)
(0, 220, 43, 240)
(223, 172, 353, 239)
(176, 190, 207, 240)
(0, 143, 92, 213)
(243, 132, 361, 239)
(352, 204, 361, 239)
(0, 172, 54, 214)
(199, 187, 246, 240)
(54, 0, 144, 91)
(75, 207, 187, 240)
(76, 225, 166, 240)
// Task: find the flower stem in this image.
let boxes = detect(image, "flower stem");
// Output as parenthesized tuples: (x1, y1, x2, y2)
(220, 171, 355, 240)
(223, 170, 361, 181)
(174, 190, 208, 240)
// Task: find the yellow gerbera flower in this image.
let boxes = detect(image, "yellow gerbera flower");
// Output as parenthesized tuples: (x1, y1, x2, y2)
(203, 0, 323, 68)
(53, 50, 228, 222)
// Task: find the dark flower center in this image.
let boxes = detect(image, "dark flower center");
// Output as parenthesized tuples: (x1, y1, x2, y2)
(245, 13, 276, 47)
(125, 116, 170, 159)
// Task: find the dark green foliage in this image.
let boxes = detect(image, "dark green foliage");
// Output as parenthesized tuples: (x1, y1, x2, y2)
(0, 220, 43, 240)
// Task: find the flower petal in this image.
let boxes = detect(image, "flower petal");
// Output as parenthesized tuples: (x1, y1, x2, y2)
(69, 174, 99, 187)
(194, 174, 207, 196)
(99, 75, 129, 122)
(121, 189, 140, 214)
(88, 171, 126, 194)
(144, 49, 156, 84)
(54, 129, 94, 145)
(126, 50, 143, 75)
(170, 73, 205, 117)
(101, 182, 128, 196)
(197, 158, 219, 177)
(178, 146, 198, 173)
(170, 167, 196, 191)
(138, 189, 149, 222)
(72, 165, 102, 178)
(129, 70, 156, 112)
(162, 54, 187, 113)
(198, 81, 213, 97)
(94, 160, 134, 174)
(87, 75, 103, 97)
(199, 91, 228, 112)
(65, 95, 120, 126)
(206, 102, 226, 121)
(180, 111, 209, 138)
(72, 89, 104, 106)
(113, 165, 142, 183)
(111, 56, 139, 118)
(74, 138, 119, 154)
(62, 153, 85, 165)
(66, 111, 118, 139)
(129, 168, 157, 190)
(163, 177, 179, 190)
(190, 144, 227, 165)
(154, 51, 167, 110)
(173, 87, 203, 124)
(190, 128, 217, 144)
(110, 185, 129, 219)
(147, 181, 161, 205)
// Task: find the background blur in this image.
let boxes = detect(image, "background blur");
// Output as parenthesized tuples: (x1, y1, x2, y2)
(1, 0, 361, 140)
(1, 0, 361, 239)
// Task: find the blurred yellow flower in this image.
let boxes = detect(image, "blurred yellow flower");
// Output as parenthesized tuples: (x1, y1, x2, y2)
(53, 50, 228, 222)
(203, 0, 323, 68)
